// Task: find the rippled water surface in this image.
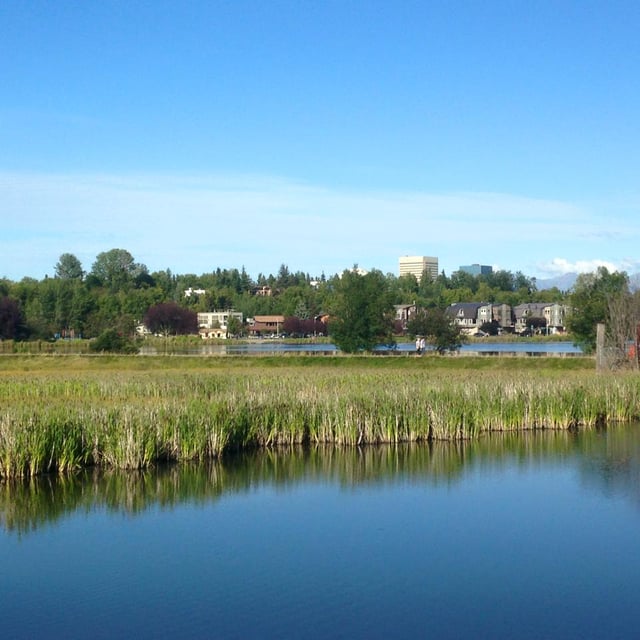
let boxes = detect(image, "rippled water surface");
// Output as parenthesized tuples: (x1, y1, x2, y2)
(1, 426, 639, 639)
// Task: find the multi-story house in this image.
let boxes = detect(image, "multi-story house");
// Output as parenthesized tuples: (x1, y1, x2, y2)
(513, 303, 568, 334)
(247, 315, 286, 337)
(492, 303, 515, 332)
(184, 287, 206, 298)
(198, 310, 244, 339)
(544, 303, 568, 333)
(446, 302, 493, 335)
(394, 304, 417, 330)
(252, 285, 272, 297)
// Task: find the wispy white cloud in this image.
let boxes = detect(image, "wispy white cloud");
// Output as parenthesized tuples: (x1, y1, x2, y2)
(1, 171, 637, 281)
(537, 257, 640, 276)
(538, 258, 619, 275)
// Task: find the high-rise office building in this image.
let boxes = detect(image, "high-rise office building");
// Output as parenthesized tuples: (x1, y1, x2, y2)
(399, 256, 439, 282)
(459, 264, 493, 276)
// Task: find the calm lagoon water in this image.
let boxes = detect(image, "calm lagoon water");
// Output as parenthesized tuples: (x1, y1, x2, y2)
(141, 340, 584, 356)
(1, 426, 638, 639)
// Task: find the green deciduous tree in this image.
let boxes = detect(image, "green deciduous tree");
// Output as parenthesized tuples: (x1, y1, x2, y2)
(226, 315, 244, 338)
(89, 328, 138, 354)
(54, 253, 84, 280)
(567, 267, 630, 353)
(90, 249, 148, 291)
(328, 269, 395, 353)
(407, 308, 463, 353)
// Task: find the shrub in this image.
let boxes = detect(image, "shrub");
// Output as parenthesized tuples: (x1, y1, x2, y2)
(90, 328, 138, 354)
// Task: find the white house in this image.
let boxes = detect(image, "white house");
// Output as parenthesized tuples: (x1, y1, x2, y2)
(197, 310, 243, 339)
(185, 287, 206, 298)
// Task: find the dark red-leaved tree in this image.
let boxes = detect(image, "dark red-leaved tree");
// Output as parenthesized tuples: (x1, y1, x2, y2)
(283, 316, 327, 337)
(144, 302, 198, 336)
(283, 316, 302, 336)
(0, 296, 26, 340)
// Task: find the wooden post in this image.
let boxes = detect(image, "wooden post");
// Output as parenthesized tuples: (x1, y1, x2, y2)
(596, 323, 605, 372)
(636, 322, 640, 369)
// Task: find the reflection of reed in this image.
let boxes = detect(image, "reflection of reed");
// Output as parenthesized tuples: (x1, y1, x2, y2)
(3, 427, 637, 535)
(577, 424, 640, 507)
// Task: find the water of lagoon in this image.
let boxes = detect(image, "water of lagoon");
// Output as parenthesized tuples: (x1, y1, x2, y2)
(141, 340, 584, 356)
(1, 426, 638, 640)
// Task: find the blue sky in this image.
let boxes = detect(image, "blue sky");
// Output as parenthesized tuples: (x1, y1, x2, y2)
(2, 1, 639, 282)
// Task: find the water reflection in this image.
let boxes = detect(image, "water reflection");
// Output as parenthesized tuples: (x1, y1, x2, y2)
(3, 425, 638, 535)
(578, 424, 640, 507)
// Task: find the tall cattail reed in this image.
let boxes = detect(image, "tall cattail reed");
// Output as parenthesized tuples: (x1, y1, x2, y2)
(1, 359, 639, 477)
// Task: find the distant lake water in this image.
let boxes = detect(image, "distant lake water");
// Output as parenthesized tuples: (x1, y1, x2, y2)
(2, 425, 638, 639)
(140, 340, 584, 356)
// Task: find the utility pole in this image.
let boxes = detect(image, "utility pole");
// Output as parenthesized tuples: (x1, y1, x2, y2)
(596, 323, 605, 372)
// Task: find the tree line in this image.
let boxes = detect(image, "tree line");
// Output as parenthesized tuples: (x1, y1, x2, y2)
(1, 249, 638, 355)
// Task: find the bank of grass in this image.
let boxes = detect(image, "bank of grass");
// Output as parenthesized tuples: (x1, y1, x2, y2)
(0, 351, 593, 373)
(1, 354, 638, 478)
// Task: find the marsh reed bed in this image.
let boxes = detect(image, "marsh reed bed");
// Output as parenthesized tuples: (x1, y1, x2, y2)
(1, 355, 638, 477)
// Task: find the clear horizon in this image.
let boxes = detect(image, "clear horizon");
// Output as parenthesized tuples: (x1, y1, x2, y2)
(2, 2, 639, 282)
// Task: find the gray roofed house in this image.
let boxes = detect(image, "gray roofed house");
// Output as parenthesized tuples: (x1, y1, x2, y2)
(492, 303, 515, 330)
(446, 302, 493, 335)
(394, 304, 417, 329)
(513, 303, 568, 334)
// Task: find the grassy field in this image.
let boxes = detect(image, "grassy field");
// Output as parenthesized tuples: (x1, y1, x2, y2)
(1, 353, 638, 478)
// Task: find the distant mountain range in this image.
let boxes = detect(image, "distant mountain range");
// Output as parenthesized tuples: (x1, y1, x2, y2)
(535, 273, 578, 292)
(536, 272, 640, 292)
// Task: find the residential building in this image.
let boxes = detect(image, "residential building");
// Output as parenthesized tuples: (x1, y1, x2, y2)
(184, 287, 206, 298)
(135, 324, 151, 336)
(197, 310, 244, 339)
(247, 315, 286, 336)
(394, 304, 417, 330)
(339, 267, 368, 277)
(446, 302, 493, 335)
(544, 303, 568, 332)
(492, 303, 515, 331)
(398, 256, 438, 282)
(513, 303, 568, 334)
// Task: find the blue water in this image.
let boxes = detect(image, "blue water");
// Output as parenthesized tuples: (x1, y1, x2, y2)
(234, 340, 584, 354)
(1, 427, 637, 639)
(142, 340, 584, 356)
